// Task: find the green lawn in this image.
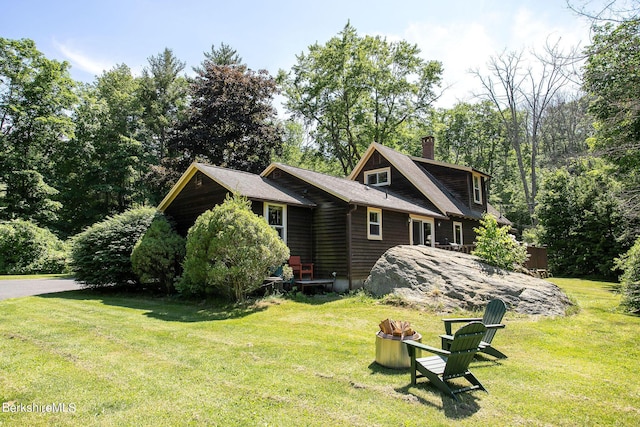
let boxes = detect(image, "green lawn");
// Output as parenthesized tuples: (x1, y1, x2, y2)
(1, 279, 638, 426)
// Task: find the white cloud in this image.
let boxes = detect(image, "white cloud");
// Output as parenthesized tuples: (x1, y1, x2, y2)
(403, 20, 497, 107)
(53, 40, 113, 76)
(399, 6, 590, 108)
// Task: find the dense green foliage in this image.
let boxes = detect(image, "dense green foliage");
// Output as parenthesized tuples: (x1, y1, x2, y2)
(0, 219, 68, 274)
(171, 62, 283, 175)
(0, 38, 76, 230)
(472, 214, 527, 270)
(279, 22, 442, 174)
(2, 15, 639, 283)
(179, 194, 289, 301)
(583, 18, 640, 234)
(131, 214, 185, 293)
(615, 236, 640, 313)
(70, 208, 156, 288)
(535, 160, 625, 279)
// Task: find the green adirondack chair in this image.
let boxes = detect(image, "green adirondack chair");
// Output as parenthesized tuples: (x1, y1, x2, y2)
(404, 321, 487, 401)
(440, 298, 507, 359)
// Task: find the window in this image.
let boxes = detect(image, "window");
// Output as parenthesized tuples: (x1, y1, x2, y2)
(364, 167, 391, 186)
(264, 203, 287, 243)
(410, 216, 435, 247)
(453, 221, 463, 245)
(472, 174, 482, 204)
(367, 207, 382, 240)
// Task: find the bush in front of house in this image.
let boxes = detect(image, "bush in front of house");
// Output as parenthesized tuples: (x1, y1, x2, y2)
(131, 214, 185, 294)
(178, 194, 290, 302)
(614, 236, 640, 313)
(472, 213, 528, 271)
(0, 219, 68, 274)
(70, 207, 156, 288)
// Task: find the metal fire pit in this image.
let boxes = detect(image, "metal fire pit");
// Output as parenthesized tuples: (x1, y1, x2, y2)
(375, 331, 422, 369)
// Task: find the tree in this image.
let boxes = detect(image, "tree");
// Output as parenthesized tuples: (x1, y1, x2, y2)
(0, 38, 76, 227)
(614, 235, 640, 313)
(131, 214, 185, 294)
(178, 194, 290, 302)
(583, 19, 640, 222)
(472, 214, 527, 271)
(538, 94, 592, 168)
(280, 22, 442, 174)
(137, 48, 189, 204)
(138, 48, 188, 163)
(193, 42, 243, 73)
(535, 159, 625, 279)
(432, 101, 507, 177)
(56, 65, 145, 235)
(171, 61, 282, 174)
(473, 41, 578, 223)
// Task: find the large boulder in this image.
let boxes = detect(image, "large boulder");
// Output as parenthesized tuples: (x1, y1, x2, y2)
(364, 245, 573, 316)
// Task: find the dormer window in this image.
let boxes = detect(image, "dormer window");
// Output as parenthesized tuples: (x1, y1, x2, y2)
(365, 167, 391, 187)
(472, 174, 482, 204)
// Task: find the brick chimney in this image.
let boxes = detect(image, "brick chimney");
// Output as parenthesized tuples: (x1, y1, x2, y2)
(421, 136, 435, 160)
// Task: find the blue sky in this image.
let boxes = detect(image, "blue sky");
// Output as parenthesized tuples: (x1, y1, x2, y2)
(3, 0, 594, 107)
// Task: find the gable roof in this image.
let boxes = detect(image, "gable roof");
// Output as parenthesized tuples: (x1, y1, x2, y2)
(349, 143, 466, 217)
(262, 163, 446, 219)
(348, 143, 511, 225)
(158, 162, 315, 212)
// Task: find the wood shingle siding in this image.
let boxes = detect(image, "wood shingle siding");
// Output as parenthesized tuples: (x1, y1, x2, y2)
(158, 141, 515, 292)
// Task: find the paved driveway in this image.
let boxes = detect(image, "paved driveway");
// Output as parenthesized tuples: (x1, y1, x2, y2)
(0, 278, 83, 301)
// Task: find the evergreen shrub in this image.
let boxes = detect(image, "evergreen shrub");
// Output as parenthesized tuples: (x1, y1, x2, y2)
(178, 194, 290, 302)
(0, 219, 68, 274)
(70, 207, 156, 288)
(131, 214, 185, 294)
(614, 236, 640, 313)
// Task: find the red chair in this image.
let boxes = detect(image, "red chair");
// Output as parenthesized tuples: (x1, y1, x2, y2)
(288, 256, 313, 280)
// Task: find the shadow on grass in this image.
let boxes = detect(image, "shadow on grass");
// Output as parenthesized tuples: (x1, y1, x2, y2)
(369, 360, 492, 418)
(37, 289, 268, 322)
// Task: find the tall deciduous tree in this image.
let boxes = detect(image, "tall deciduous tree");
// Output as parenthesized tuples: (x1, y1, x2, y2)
(583, 19, 640, 220)
(473, 40, 577, 223)
(280, 22, 442, 174)
(171, 60, 282, 174)
(56, 65, 144, 235)
(0, 38, 76, 227)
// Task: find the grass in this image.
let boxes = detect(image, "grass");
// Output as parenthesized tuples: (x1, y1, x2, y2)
(0, 279, 639, 426)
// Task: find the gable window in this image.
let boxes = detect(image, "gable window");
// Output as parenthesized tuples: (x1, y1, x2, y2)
(364, 167, 391, 187)
(453, 221, 463, 245)
(264, 203, 287, 243)
(472, 174, 482, 204)
(367, 207, 382, 240)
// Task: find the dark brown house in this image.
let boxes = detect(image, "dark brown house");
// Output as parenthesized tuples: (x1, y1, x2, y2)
(158, 140, 511, 291)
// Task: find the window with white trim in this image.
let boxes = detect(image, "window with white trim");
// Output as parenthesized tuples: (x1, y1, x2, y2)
(264, 203, 287, 243)
(367, 207, 382, 240)
(410, 216, 435, 247)
(472, 174, 482, 204)
(364, 167, 391, 186)
(453, 221, 463, 245)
